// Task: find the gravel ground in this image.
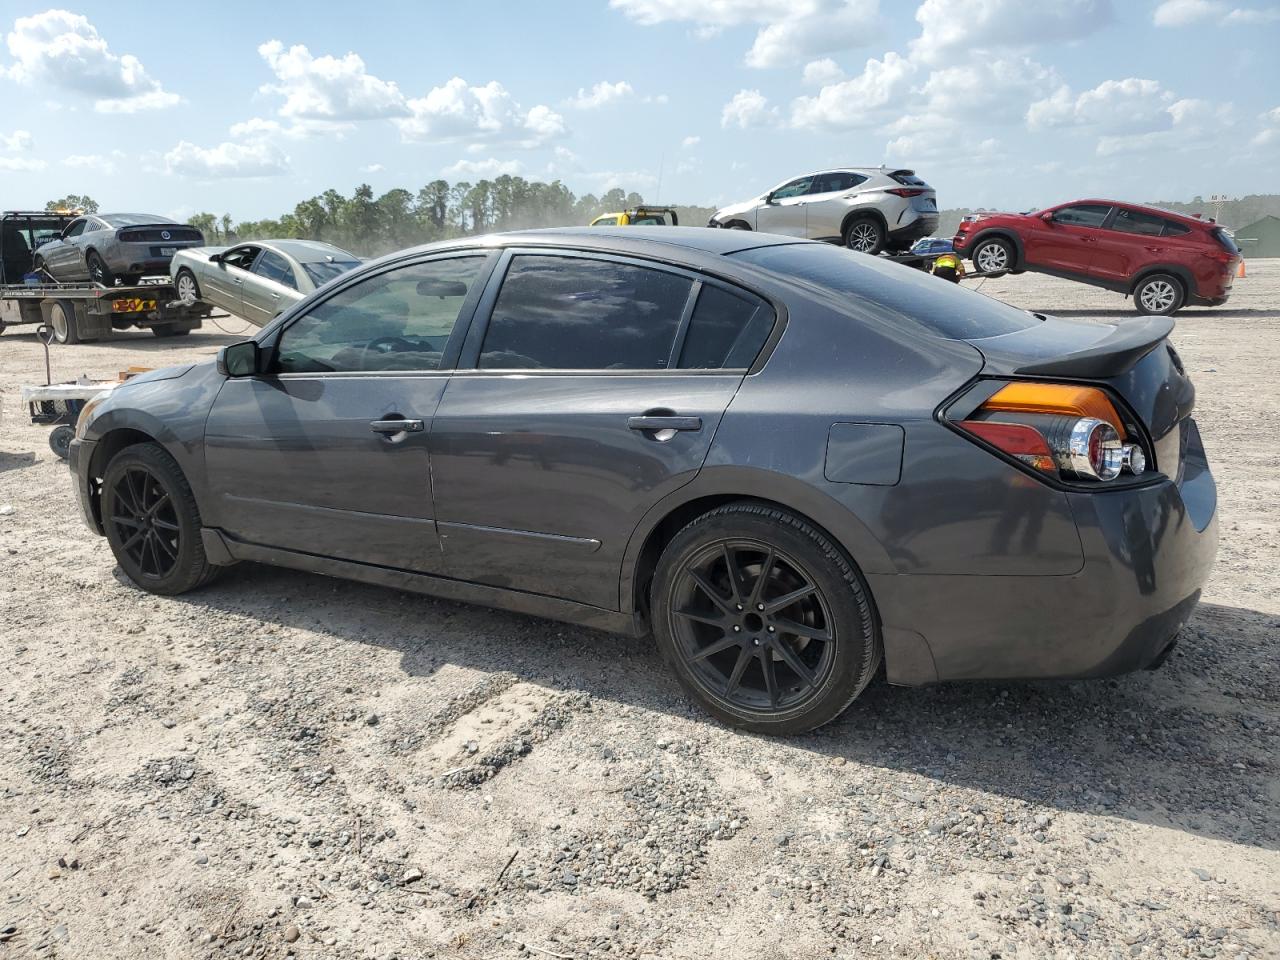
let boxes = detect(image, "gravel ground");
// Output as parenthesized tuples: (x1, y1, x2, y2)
(1, 263, 1277, 960)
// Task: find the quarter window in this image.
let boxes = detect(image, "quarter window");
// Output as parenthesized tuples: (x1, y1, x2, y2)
(1108, 209, 1165, 237)
(275, 257, 485, 373)
(478, 255, 692, 370)
(678, 285, 775, 369)
(810, 172, 865, 194)
(1052, 204, 1112, 228)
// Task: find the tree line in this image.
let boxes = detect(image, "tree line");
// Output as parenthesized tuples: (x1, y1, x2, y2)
(48, 180, 716, 257)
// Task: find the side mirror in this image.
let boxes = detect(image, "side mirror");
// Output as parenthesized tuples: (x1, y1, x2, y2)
(208, 252, 223, 263)
(217, 340, 261, 377)
(1040, 212, 1055, 223)
(764, 192, 777, 205)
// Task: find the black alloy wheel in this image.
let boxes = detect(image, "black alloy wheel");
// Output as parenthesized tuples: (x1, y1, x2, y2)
(653, 503, 880, 734)
(102, 442, 221, 594)
(87, 251, 114, 286)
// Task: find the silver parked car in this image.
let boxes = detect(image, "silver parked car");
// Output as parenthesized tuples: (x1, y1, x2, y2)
(708, 168, 938, 254)
(171, 240, 361, 327)
(34, 213, 205, 286)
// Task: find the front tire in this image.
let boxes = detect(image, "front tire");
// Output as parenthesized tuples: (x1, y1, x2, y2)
(971, 236, 1014, 275)
(843, 216, 885, 255)
(1134, 273, 1185, 315)
(102, 442, 221, 595)
(652, 502, 881, 735)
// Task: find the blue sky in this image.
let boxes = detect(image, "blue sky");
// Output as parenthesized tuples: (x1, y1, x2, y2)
(2, 0, 1278, 222)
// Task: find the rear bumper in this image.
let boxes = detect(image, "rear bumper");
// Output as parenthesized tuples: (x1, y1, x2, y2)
(872, 419, 1217, 684)
(888, 214, 938, 246)
(68, 437, 103, 535)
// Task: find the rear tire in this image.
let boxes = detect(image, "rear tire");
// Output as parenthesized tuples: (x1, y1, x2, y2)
(652, 502, 881, 735)
(48, 300, 80, 345)
(1134, 273, 1184, 315)
(87, 250, 115, 286)
(101, 442, 221, 595)
(175, 269, 201, 304)
(843, 217, 885, 255)
(971, 236, 1014, 276)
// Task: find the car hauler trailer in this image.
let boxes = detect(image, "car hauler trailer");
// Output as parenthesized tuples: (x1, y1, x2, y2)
(0, 210, 210, 343)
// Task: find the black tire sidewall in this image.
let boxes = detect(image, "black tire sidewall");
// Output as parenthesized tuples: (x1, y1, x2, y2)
(1135, 274, 1184, 315)
(101, 443, 212, 595)
(652, 504, 880, 735)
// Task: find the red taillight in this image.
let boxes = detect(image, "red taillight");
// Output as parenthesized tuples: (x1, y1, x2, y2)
(886, 188, 925, 198)
(958, 421, 1056, 473)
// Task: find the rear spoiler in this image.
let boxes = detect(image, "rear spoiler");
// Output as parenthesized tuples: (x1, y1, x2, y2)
(1013, 316, 1174, 378)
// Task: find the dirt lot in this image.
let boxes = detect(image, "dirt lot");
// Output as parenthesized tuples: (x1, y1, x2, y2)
(1, 264, 1277, 960)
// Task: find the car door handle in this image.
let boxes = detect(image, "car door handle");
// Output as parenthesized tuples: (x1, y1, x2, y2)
(628, 416, 702, 432)
(370, 418, 424, 434)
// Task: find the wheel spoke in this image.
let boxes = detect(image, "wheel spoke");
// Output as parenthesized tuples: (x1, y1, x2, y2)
(689, 633, 742, 662)
(152, 533, 178, 562)
(720, 544, 747, 603)
(722, 646, 753, 697)
(113, 515, 143, 529)
(675, 607, 728, 629)
(147, 492, 171, 517)
(152, 517, 180, 532)
(763, 583, 816, 615)
(689, 570, 734, 614)
(749, 547, 776, 605)
(772, 639, 818, 688)
(120, 527, 147, 552)
(760, 651, 779, 707)
(773, 617, 831, 642)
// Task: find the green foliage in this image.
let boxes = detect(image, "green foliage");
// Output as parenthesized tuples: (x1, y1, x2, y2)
(218, 176, 712, 257)
(45, 194, 98, 214)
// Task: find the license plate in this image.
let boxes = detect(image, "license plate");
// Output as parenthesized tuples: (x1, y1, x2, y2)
(161, 247, 176, 255)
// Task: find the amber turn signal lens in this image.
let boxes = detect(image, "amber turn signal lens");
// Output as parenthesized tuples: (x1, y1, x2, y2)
(981, 383, 1124, 436)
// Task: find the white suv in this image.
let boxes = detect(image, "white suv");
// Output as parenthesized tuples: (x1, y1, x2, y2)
(709, 167, 939, 254)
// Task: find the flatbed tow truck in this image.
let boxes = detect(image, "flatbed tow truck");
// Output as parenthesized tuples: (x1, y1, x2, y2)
(0, 210, 211, 344)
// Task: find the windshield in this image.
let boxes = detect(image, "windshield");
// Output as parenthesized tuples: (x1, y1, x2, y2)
(303, 260, 361, 287)
(732, 243, 1044, 341)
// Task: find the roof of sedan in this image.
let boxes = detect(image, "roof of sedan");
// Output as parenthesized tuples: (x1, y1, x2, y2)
(269, 239, 360, 262)
(100, 213, 173, 225)
(485, 225, 805, 257)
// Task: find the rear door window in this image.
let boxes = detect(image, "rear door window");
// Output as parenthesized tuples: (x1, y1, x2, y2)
(1162, 221, 1191, 237)
(1108, 209, 1166, 237)
(253, 250, 297, 290)
(1052, 204, 1112, 228)
(809, 172, 865, 194)
(479, 255, 693, 370)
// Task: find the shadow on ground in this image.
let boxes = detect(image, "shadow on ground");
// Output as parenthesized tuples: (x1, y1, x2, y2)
(172, 560, 1279, 853)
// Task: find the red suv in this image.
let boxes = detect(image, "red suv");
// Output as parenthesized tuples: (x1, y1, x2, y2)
(952, 199, 1241, 315)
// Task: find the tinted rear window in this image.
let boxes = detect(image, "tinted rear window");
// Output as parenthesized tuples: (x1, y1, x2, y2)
(890, 171, 927, 186)
(1212, 228, 1239, 254)
(678, 285, 775, 369)
(732, 243, 1042, 341)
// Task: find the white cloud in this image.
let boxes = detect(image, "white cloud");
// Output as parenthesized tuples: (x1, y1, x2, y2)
(64, 151, 123, 174)
(1254, 105, 1280, 146)
(229, 116, 353, 140)
(790, 52, 915, 130)
(164, 140, 290, 178)
(911, 0, 1112, 63)
(4, 9, 179, 112)
(1153, 0, 1280, 25)
(681, 135, 701, 147)
(395, 77, 566, 147)
(1028, 78, 1175, 133)
(1, 129, 33, 151)
(721, 89, 778, 129)
(0, 156, 45, 171)
(920, 58, 1059, 123)
(567, 80, 635, 109)
(802, 58, 845, 86)
(611, 0, 880, 68)
(361, 162, 384, 173)
(590, 169, 659, 193)
(443, 157, 522, 178)
(1093, 98, 1231, 156)
(257, 40, 407, 121)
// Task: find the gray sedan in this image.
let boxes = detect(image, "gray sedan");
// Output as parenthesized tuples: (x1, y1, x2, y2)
(69, 227, 1216, 734)
(34, 213, 205, 286)
(170, 240, 360, 327)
